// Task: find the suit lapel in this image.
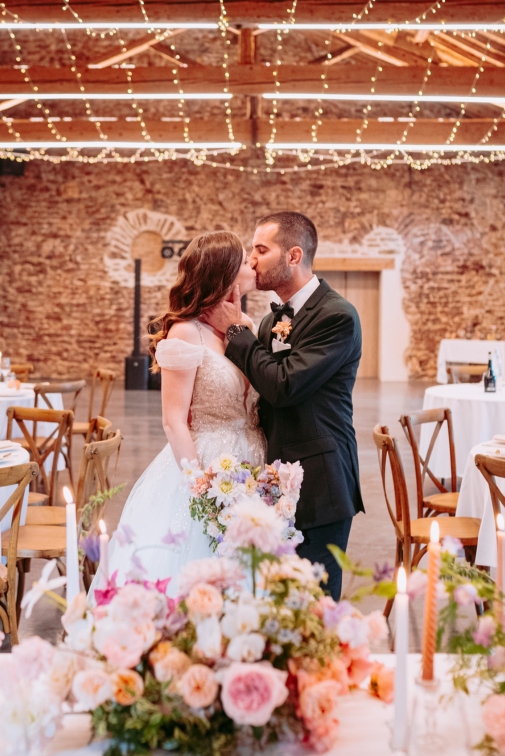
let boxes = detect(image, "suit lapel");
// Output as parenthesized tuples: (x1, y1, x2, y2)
(288, 279, 329, 348)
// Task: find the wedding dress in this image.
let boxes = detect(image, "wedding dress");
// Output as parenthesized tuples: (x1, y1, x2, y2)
(90, 321, 266, 597)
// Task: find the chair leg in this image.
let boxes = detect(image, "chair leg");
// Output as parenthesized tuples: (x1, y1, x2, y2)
(384, 540, 402, 620)
(15, 559, 31, 626)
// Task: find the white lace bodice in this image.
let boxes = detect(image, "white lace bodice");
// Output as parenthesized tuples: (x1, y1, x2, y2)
(155, 321, 265, 467)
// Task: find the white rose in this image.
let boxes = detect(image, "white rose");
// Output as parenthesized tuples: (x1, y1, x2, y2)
(275, 495, 297, 520)
(207, 522, 220, 538)
(61, 592, 88, 633)
(72, 668, 112, 711)
(195, 615, 222, 659)
(64, 613, 94, 652)
(221, 601, 260, 639)
(226, 633, 265, 662)
(218, 507, 235, 526)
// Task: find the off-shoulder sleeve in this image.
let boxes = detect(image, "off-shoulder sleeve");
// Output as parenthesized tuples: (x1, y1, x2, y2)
(156, 338, 205, 370)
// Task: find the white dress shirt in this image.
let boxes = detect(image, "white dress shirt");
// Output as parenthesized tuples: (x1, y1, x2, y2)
(272, 275, 320, 352)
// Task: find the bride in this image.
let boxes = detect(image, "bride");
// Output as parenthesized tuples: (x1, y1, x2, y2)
(93, 231, 265, 596)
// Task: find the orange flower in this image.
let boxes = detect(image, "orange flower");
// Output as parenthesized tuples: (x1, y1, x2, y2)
(272, 320, 292, 341)
(369, 661, 395, 703)
(111, 669, 144, 706)
(289, 657, 349, 697)
(149, 641, 192, 687)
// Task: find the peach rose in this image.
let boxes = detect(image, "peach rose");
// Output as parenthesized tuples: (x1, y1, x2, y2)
(186, 583, 223, 619)
(341, 645, 373, 686)
(111, 669, 144, 706)
(291, 657, 349, 697)
(299, 679, 340, 723)
(61, 591, 88, 633)
(149, 641, 192, 688)
(220, 662, 288, 726)
(72, 668, 112, 710)
(482, 695, 505, 753)
(179, 664, 219, 708)
(369, 661, 395, 703)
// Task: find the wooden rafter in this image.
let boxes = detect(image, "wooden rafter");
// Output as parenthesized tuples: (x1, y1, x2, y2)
(0, 96, 29, 111)
(1, 65, 505, 97)
(6, 1, 505, 25)
(2, 117, 505, 145)
(435, 32, 505, 67)
(336, 33, 409, 67)
(87, 29, 185, 68)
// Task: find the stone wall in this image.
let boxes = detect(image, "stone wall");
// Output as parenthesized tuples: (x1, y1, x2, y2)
(2, 158, 505, 380)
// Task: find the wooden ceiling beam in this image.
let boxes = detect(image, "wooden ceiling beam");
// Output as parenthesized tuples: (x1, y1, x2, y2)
(2, 117, 505, 145)
(6, 1, 505, 25)
(435, 32, 505, 67)
(87, 29, 185, 68)
(1, 65, 505, 97)
(337, 33, 409, 67)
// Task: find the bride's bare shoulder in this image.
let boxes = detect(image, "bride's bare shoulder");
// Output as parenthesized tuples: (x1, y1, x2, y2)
(166, 320, 201, 346)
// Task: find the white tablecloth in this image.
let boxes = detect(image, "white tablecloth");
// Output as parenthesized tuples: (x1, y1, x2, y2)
(456, 441, 505, 567)
(437, 338, 505, 384)
(0, 387, 65, 471)
(32, 654, 484, 755)
(0, 445, 30, 536)
(419, 384, 505, 478)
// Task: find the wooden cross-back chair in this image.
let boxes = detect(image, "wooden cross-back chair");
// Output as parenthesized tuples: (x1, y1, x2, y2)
(6, 406, 73, 507)
(72, 369, 116, 439)
(447, 364, 487, 384)
(0, 462, 38, 645)
(75, 429, 122, 591)
(475, 453, 505, 524)
(373, 424, 481, 619)
(34, 380, 86, 488)
(10, 363, 34, 383)
(24, 416, 113, 528)
(400, 408, 459, 517)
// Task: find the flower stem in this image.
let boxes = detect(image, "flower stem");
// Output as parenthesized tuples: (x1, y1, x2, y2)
(251, 545, 256, 597)
(45, 589, 68, 610)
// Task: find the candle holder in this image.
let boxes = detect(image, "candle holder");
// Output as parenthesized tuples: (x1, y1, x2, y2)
(407, 677, 471, 756)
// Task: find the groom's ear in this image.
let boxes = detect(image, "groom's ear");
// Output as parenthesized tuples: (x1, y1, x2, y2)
(287, 246, 304, 268)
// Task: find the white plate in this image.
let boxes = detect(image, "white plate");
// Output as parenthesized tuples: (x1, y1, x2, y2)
(0, 440, 22, 452)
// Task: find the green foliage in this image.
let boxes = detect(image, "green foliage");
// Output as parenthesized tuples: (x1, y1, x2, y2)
(328, 545, 397, 602)
(79, 484, 126, 534)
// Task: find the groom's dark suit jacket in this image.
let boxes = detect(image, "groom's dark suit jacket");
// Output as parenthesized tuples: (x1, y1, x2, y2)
(226, 278, 364, 531)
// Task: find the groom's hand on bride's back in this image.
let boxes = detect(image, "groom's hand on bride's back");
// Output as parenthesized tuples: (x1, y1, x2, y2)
(203, 284, 250, 334)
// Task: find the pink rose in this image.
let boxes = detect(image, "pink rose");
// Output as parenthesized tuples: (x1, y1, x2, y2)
(305, 718, 340, 754)
(186, 583, 223, 619)
(12, 636, 55, 680)
(179, 664, 219, 708)
(109, 583, 158, 624)
(482, 695, 505, 752)
(366, 611, 389, 644)
(275, 495, 297, 520)
(220, 662, 288, 726)
(342, 645, 373, 686)
(72, 668, 112, 710)
(278, 461, 304, 499)
(299, 679, 340, 752)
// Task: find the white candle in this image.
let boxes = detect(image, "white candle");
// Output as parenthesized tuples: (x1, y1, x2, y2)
(63, 486, 80, 604)
(392, 565, 409, 752)
(496, 514, 505, 625)
(99, 519, 109, 586)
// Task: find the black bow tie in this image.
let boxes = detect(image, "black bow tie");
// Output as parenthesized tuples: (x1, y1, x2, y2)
(270, 301, 294, 321)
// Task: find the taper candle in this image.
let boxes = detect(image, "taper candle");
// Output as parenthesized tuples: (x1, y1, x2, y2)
(99, 519, 109, 586)
(421, 520, 441, 682)
(496, 514, 505, 625)
(392, 565, 409, 751)
(63, 486, 79, 604)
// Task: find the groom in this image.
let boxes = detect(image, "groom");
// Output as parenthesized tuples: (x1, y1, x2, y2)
(206, 211, 364, 599)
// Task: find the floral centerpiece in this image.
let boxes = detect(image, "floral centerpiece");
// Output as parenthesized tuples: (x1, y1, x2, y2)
(1, 498, 394, 756)
(185, 453, 304, 552)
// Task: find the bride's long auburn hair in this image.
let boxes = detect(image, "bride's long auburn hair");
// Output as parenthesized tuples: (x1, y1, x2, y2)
(149, 230, 244, 372)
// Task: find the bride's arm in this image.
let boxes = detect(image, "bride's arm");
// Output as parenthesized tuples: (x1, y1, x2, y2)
(159, 321, 202, 467)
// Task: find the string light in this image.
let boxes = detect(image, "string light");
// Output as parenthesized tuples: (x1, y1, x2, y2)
(218, 0, 236, 146)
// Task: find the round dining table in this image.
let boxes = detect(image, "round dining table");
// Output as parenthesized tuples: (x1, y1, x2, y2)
(418, 383, 505, 479)
(0, 443, 30, 539)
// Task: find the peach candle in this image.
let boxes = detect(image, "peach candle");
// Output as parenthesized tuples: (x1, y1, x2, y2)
(421, 520, 440, 682)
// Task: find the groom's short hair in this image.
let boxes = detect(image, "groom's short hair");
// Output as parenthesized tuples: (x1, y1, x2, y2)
(257, 211, 318, 267)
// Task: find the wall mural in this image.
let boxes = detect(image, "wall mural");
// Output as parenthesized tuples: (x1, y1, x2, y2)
(105, 209, 187, 288)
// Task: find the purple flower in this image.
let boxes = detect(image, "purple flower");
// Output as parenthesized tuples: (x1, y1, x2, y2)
(126, 553, 147, 581)
(473, 615, 496, 648)
(373, 562, 394, 582)
(115, 523, 135, 547)
(79, 533, 100, 563)
(232, 469, 249, 484)
(162, 528, 188, 547)
(275, 541, 297, 556)
(323, 599, 354, 630)
(442, 536, 464, 557)
(453, 583, 480, 607)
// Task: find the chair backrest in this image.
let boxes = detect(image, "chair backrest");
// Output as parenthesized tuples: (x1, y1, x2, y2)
(475, 454, 505, 525)
(372, 424, 413, 568)
(0, 462, 39, 644)
(447, 364, 487, 384)
(75, 429, 122, 529)
(87, 369, 116, 422)
(6, 406, 73, 506)
(400, 407, 457, 518)
(84, 415, 113, 444)
(10, 363, 34, 382)
(35, 380, 86, 416)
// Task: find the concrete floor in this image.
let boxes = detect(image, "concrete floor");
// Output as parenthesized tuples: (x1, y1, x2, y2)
(7, 378, 434, 651)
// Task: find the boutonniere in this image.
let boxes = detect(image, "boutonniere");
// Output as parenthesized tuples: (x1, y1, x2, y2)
(272, 316, 292, 342)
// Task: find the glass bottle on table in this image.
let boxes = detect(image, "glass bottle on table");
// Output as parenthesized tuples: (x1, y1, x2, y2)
(484, 352, 497, 393)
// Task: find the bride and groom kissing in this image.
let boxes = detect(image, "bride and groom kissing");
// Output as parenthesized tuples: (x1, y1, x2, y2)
(100, 211, 364, 602)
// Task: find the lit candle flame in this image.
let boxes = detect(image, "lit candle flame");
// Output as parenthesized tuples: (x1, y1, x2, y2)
(397, 565, 407, 594)
(99, 519, 107, 535)
(430, 519, 440, 544)
(63, 486, 73, 505)
(498, 513, 505, 532)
